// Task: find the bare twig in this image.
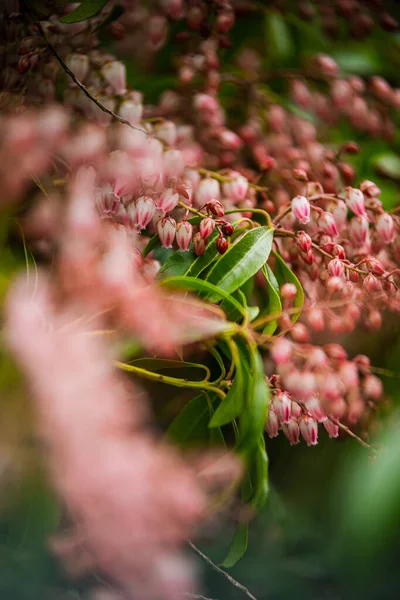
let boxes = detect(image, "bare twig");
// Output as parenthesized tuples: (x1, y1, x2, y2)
(185, 594, 218, 600)
(24, 2, 149, 135)
(188, 541, 258, 600)
(329, 417, 374, 451)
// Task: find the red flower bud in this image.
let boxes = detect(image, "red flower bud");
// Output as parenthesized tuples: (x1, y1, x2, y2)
(216, 236, 228, 254)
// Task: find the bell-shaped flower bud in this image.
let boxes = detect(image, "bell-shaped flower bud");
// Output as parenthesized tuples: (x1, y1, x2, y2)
(101, 61, 127, 95)
(135, 196, 156, 229)
(328, 258, 344, 277)
(207, 199, 225, 217)
(363, 374, 383, 400)
(163, 149, 184, 178)
(157, 217, 176, 248)
(222, 173, 249, 201)
(265, 409, 279, 438)
(271, 338, 292, 365)
(300, 415, 318, 446)
(176, 220, 193, 251)
(319, 212, 339, 237)
(158, 188, 179, 214)
(281, 283, 297, 300)
(360, 179, 380, 198)
(272, 392, 292, 424)
(193, 232, 206, 256)
(291, 195, 310, 225)
(216, 236, 228, 254)
(376, 213, 394, 243)
(199, 216, 215, 239)
(349, 216, 369, 245)
(282, 418, 301, 445)
(323, 419, 339, 438)
(66, 53, 89, 83)
(305, 396, 326, 422)
(363, 273, 382, 294)
(332, 199, 348, 232)
(340, 187, 366, 217)
(296, 230, 312, 253)
(195, 178, 220, 206)
(118, 99, 143, 124)
(155, 121, 177, 146)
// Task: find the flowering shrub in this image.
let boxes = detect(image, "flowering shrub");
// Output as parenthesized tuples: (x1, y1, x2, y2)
(1, 0, 400, 597)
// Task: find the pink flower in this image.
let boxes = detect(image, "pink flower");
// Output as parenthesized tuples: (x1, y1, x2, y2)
(222, 172, 248, 201)
(328, 258, 344, 277)
(304, 396, 326, 422)
(199, 217, 215, 239)
(348, 216, 369, 245)
(318, 212, 339, 237)
(376, 213, 394, 243)
(363, 374, 383, 399)
(118, 99, 143, 124)
(271, 338, 292, 365)
(282, 418, 300, 445)
(193, 232, 206, 256)
(272, 392, 292, 424)
(157, 217, 176, 248)
(265, 409, 279, 438)
(291, 195, 310, 225)
(158, 188, 179, 214)
(340, 187, 366, 217)
(299, 416, 318, 446)
(176, 221, 193, 251)
(194, 178, 220, 207)
(101, 61, 127, 95)
(65, 54, 89, 83)
(323, 420, 339, 438)
(135, 197, 156, 229)
(296, 230, 312, 253)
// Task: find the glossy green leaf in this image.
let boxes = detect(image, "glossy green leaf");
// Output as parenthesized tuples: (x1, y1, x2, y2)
(205, 227, 274, 302)
(209, 353, 244, 427)
(247, 306, 260, 321)
(272, 250, 304, 323)
(185, 230, 219, 277)
(261, 264, 282, 335)
(220, 523, 248, 568)
(159, 276, 247, 320)
(156, 231, 219, 280)
(157, 250, 196, 280)
(252, 439, 270, 510)
(238, 347, 269, 455)
(60, 0, 109, 22)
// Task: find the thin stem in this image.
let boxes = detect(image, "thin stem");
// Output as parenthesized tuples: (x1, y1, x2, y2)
(188, 542, 258, 600)
(178, 202, 207, 218)
(225, 207, 272, 227)
(329, 417, 374, 452)
(272, 205, 291, 225)
(114, 360, 226, 400)
(25, 3, 149, 136)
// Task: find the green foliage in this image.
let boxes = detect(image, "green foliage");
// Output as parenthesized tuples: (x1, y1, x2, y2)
(60, 0, 109, 23)
(271, 250, 304, 323)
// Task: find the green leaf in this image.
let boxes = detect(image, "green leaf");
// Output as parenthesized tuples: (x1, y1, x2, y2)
(220, 523, 248, 568)
(157, 250, 196, 280)
(261, 264, 282, 335)
(247, 306, 260, 321)
(185, 230, 219, 277)
(252, 439, 269, 510)
(372, 152, 400, 181)
(159, 276, 247, 320)
(60, 0, 109, 22)
(167, 394, 212, 446)
(209, 351, 244, 427)
(265, 10, 294, 61)
(238, 348, 269, 455)
(272, 250, 304, 323)
(205, 227, 274, 302)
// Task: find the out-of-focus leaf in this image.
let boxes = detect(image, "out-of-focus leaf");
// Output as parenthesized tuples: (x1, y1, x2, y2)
(372, 152, 400, 182)
(60, 0, 109, 23)
(221, 523, 248, 568)
(205, 227, 273, 302)
(272, 251, 304, 323)
(265, 10, 294, 61)
(157, 250, 196, 279)
(167, 393, 223, 446)
(333, 47, 382, 75)
(238, 348, 269, 455)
